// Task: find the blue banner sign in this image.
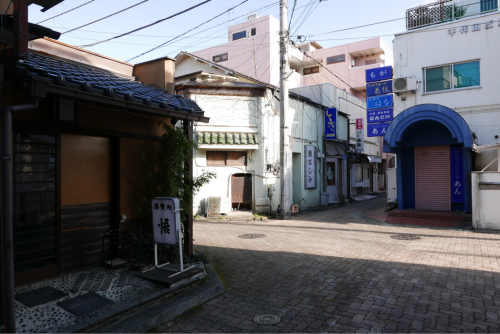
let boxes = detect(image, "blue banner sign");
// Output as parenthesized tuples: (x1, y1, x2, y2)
(367, 107, 393, 124)
(366, 66, 392, 83)
(324, 108, 337, 140)
(366, 80, 393, 96)
(451, 147, 464, 203)
(367, 94, 393, 110)
(367, 122, 390, 137)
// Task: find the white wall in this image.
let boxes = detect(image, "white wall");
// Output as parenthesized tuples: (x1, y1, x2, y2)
(472, 172, 500, 230)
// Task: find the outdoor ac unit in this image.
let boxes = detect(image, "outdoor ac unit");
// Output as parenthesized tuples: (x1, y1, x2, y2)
(393, 76, 417, 95)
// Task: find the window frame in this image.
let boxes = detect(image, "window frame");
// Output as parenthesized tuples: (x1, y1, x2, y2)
(326, 54, 345, 65)
(212, 53, 228, 63)
(424, 60, 480, 93)
(303, 66, 320, 75)
(251, 28, 256, 36)
(206, 151, 247, 167)
(232, 30, 247, 41)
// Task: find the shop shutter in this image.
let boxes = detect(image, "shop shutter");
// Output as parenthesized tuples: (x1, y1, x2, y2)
(415, 145, 451, 211)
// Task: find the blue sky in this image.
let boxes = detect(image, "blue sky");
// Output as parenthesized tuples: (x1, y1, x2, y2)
(29, 0, 419, 64)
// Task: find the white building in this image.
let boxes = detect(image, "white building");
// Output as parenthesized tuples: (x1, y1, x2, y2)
(387, 0, 500, 218)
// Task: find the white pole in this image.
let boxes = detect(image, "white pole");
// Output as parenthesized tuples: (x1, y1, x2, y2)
(279, 0, 291, 220)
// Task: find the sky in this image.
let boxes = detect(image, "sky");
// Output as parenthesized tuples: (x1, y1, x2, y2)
(28, 0, 420, 64)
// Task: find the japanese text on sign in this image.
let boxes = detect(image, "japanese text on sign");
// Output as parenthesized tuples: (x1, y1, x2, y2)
(366, 80, 393, 96)
(304, 146, 317, 189)
(367, 122, 390, 137)
(355, 118, 364, 152)
(324, 108, 337, 140)
(450, 148, 464, 203)
(366, 66, 393, 83)
(367, 108, 394, 123)
(151, 197, 181, 245)
(367, 94, 394, 110)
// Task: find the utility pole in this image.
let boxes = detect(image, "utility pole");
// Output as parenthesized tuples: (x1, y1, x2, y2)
(279, 0, 291, 220)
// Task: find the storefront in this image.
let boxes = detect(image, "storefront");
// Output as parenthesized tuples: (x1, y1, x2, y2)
(383, 104, 473, 213)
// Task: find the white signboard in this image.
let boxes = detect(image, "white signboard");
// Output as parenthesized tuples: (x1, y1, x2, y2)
(304, 145, 317, 189)
(151, 197, 181, 245)
(355, 118, 364, 152)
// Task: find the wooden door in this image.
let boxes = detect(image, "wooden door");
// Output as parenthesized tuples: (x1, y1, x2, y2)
(231, 174, 252, 207)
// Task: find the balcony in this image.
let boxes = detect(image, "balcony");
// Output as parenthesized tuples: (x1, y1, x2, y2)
(406, 0, 499, 30)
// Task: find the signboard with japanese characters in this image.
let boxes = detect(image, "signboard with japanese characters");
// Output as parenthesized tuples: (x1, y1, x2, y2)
(151, 197, 181, 245)
(450, 147, 464, 203)
(324, 108, 337, 140)
(304, 145, 317, 189)
(366, 80, 393, 96)
(367, 94, 394, 110)
(355, 118, 364, 152)
(367, 122, 390, 137)
(367, 107, 394, 123)
(365, 66, 392, 83)
(448, 19, 497, 36)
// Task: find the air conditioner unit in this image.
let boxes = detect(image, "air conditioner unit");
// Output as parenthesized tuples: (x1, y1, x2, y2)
(393, 76, 417, 95)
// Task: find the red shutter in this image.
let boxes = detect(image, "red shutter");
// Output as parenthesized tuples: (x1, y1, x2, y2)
(415, 146, 451, 211)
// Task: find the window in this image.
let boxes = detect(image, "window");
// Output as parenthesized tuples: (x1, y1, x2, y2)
(233, 31, 246, 41)
(251, 28, 256, 36)
(303, 66, 319, 75)
(207, 151, 246, 166)
(326, 54, 345, 65)
(212, 53, 228, 63)
(425, 61, 480, 93)
(355, 165, 363, 182)
(481, 0, 498, 12)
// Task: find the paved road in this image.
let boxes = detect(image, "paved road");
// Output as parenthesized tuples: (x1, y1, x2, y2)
(151, 197, 500, 333)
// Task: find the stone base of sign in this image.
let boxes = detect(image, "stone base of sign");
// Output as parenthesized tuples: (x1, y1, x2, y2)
(135, 264, 205, 288)
(59, 263, 225, 333)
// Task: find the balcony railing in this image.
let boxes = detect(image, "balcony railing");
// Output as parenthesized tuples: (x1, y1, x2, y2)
(406, 0, 499, 30)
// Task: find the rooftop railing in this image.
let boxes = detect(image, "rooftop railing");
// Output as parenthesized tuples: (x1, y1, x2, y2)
(406, 0, 499, 30)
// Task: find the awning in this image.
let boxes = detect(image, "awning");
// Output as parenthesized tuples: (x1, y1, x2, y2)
(367, 156, 382, 163)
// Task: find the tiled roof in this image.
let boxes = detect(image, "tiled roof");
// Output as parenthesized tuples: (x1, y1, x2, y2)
(20, 52, 203, 115)
(197, 132, 259, 145)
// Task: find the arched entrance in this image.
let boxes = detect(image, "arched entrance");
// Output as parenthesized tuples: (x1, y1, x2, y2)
(383, 104, 473, 213)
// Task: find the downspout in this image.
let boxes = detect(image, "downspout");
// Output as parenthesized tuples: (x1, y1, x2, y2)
(2, 102, 38, 333)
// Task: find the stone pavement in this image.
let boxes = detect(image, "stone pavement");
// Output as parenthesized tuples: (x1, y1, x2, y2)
(151, 196, 500, 333)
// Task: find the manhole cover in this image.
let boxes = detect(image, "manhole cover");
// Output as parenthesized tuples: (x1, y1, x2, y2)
(390, 234, 421, 240)
(253, 314, 281, 325)
(238, 234, 265, 239)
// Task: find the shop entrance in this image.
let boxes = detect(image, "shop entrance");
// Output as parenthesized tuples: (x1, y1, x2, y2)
(326, 158, 338, 202)
(231, 174, 252, 210)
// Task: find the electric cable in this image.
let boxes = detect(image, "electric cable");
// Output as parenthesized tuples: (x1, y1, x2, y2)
(37, 0, 95, 24)
(288, 0, 297, 27)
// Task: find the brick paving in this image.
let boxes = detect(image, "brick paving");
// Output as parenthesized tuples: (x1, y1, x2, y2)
(151, 196, 500, 333)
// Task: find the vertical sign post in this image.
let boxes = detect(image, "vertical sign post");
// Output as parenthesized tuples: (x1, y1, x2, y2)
(356, 118, 364, 152)
(304, 145, 317, 189)
(151, 197, 194, 276)
(365, 66, 394, 137)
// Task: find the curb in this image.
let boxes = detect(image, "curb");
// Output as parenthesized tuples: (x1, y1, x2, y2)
(87, 264, 225, 333)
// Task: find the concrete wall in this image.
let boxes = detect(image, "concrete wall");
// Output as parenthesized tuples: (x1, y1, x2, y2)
(472, 172, 500, 230)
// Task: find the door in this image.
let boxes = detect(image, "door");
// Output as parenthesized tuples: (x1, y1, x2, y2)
(292, 153, 302, 205)
(415, 145, 451, 211)
(13, 133, 59, 285)
(326, 159, 338, 202)
(231, 174, 252, 209)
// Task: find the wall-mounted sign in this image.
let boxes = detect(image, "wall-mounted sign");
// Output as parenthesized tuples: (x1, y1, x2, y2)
(151, 197, 181, 245)
(366, 66, 393, 83)
(451, 147, 464, 203)
(448, 20, 497, 36)
(367, 94, 394, 110)
(367, 107, 394, 123)
(367, 122, 390, 137)
(304, 145, 317, 189)
(366, 80, 393, 96)
(355, 118, 364, 152)
(324, 108, 337, 140)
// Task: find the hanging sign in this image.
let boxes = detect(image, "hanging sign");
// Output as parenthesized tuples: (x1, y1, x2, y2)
(367, 94, 394, 110)
(366, 66, 393, 83)
(324, 108, 337, 140)
(367, 107, 394, 123)
(451, 147, 464, 203)
(355, 118, 364, 152)
(304, 145, 317, 189)
(366, 80, 393, 96)
(151, 197, 181, 245)
(367, 122, 390, 137)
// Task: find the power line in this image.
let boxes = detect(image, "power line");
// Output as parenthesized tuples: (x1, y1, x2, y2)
(37, 0, 95, 24)
(288, 0, 297, 27)
(298, 17, 405, 37)
(126, 0, 249, 62)
(78, 0, 213, 48)
(61, 0, 149, 34)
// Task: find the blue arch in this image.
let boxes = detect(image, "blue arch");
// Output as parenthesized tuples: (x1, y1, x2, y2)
(383, 104, 473, 153)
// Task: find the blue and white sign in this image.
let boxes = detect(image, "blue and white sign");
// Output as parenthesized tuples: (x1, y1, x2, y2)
(367, 122, 390, 137)
(451, 147, 464, 203)
(366, 66, 392, 83)
(366, 80, 393, 96)
(324, 108, 337, 140)
(367, 94, 393, 110)
(367, 108, 393, 124)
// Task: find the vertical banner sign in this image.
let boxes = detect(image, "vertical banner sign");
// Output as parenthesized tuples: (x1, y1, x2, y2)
(355, 118, 364, 152)
(324, 108, 337, 140)
(151, 197, 181, 245)
(450, 148, 464, 203)
(304, 145, 317, 189)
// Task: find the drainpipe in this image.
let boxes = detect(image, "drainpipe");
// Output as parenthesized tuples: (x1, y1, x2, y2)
(2, 102, 38, 333)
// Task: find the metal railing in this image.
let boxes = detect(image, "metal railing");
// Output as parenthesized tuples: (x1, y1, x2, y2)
(406, 0, 499, 30)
